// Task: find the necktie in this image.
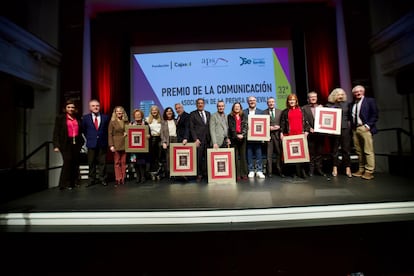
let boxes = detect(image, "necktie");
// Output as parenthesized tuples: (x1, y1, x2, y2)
(201, 112, 206, 124)
(176, 115, 180, 125)
(94, 116, 99, 130)
(354, 102, 359, 127)
(271, 109, 274, 119)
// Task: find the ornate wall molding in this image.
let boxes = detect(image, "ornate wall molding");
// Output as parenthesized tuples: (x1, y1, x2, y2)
(0, 16, 61, 89)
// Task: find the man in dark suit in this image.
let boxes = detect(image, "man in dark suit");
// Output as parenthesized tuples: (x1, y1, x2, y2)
(350, 85, 379, 180)
(263, 97, 284, 178)
(174, 103, 191, 144)
(189, 98, 211, 182)
(82, 99, 110, 186)
(302, 91, 326, 177)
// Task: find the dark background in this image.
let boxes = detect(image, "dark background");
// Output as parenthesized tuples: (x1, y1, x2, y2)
(2, 221, 414, 275)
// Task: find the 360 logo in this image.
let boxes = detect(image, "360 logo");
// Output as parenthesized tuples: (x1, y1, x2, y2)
(239, 57, 265, 66)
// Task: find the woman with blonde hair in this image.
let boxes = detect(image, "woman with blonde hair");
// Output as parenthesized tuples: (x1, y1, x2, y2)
(326, 88, 352, 177)
(108, 106, 129, 186)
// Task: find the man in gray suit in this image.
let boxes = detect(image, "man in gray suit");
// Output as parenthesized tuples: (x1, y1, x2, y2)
(210, 100, 230, 149)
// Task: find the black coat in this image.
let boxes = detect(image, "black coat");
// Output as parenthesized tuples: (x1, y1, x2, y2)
(53, 114, 84, 151)
(176, 111, 191, 142)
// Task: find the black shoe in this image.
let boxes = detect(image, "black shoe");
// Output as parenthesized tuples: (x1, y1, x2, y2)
(101, 181, 108, 186)
(316, 169, 326, 177)
(300, 169, 307, 179)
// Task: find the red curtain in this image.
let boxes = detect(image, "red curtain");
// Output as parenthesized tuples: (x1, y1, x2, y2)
(304, 25, 339, 104)
(91, 30, 121, 115)
(304, 23, 339, 154)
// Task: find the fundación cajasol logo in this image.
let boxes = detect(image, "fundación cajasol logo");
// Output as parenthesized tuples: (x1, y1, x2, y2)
(151, 60, 192, 70)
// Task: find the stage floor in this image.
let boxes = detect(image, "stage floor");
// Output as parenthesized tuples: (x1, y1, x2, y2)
(1, 172, 414, 212)
(1, 173, 414, 274)
(1, 172, 414, 232)
(1, 172, 414, 275)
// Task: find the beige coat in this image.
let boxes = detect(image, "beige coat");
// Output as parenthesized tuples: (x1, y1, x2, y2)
(108, 120, 126, 151)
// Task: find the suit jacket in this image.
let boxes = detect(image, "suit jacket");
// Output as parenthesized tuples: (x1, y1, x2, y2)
(243, 107, 263, 116)
(209, 112, 228, 147)
(53, 113, 84, 151)
(176, 111, 190, 142)
(82, 113, 110, 149)
(263, 108, 282, 137)
(108, 120, 126, 151)
(349, 96, 379, 134)
(160, 120, 176, 146)
(190, 109, 211, 144)
(301, 104, 322, 129)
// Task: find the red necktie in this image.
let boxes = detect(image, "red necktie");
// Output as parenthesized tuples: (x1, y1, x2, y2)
(94, 116, 99, 130)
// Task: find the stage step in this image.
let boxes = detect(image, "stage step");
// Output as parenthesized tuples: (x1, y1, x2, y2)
(0, 168, 48, 203)
(79, 164, 138, 181)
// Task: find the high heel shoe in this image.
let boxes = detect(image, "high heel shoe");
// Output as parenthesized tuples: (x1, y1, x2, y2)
(346, 167, 352, 178)
(332, 166, 338, 177)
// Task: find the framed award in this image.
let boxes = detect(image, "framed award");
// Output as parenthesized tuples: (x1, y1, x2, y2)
(125, 125, 149, 152)
(207, 148, 236, 184)
(169, 143, 197, 176)
(247, 114, 270, 141)
(314, 107, 342, 135)
(282, 134, 310, 163)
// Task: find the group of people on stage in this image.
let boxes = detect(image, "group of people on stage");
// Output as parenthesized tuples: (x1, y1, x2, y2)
(52, 84, 378, 190)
